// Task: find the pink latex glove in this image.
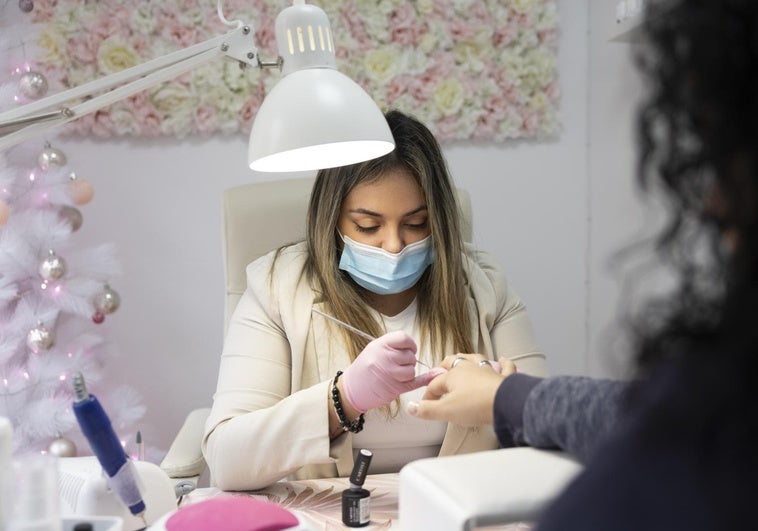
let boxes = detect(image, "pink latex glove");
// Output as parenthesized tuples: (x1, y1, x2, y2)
(341, 330, 442, 413)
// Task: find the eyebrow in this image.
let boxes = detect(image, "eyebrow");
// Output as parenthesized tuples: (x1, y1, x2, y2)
(349, 205, 428, 218)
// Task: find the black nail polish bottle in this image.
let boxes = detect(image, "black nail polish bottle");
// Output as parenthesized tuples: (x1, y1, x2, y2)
(342, 449, 373, 527)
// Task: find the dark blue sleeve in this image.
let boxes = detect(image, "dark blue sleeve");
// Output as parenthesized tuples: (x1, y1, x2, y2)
(494, 374, 627, 463)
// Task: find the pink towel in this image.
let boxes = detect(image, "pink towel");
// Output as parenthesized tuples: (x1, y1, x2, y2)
(166, 496, 300, 531)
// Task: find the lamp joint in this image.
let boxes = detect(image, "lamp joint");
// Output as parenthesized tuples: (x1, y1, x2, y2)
(257, 57, 283, 71)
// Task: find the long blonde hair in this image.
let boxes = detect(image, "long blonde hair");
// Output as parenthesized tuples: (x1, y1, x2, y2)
(303, 110, 474, 364)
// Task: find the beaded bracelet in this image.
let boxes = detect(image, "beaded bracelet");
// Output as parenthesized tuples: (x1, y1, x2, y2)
(331, 371, 365, 433)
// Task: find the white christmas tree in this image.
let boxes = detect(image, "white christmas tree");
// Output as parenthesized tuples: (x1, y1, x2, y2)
(0, 1, 145, 458)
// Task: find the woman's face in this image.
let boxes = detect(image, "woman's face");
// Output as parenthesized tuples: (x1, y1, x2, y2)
(338, 168, 430, 252)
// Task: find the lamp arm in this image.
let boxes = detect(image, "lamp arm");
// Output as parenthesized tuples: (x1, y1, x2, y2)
(0, 24, 260, 152)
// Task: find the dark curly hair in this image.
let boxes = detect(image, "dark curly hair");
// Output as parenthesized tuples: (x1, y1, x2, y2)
(632, 0, 758, 371)
(627, 0, 758, 501)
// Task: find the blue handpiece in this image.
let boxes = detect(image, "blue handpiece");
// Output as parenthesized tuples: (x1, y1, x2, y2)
(72, 372, 146, 516)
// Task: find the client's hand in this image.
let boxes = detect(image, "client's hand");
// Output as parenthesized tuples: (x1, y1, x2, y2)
(341, 331, 444, 413)
(406, 355, 517, 426)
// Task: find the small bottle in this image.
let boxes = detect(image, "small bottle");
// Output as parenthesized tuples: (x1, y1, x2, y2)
(342, 449, 373, 527)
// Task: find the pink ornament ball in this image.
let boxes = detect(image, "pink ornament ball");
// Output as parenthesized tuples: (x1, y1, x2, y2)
(66, 178, 94, 205)
(0, 199, 9, 226)
(92, 312, 105, 324)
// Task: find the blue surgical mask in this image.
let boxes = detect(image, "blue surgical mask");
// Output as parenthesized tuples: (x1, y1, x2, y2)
(338, 234, 433, 295)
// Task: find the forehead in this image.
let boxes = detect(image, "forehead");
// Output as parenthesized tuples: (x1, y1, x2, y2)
(343, 168, 426, 211)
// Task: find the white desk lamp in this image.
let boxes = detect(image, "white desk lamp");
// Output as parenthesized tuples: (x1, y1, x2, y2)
(0, 0, 395, 172)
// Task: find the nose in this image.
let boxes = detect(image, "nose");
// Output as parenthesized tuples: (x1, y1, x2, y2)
(382, 228, 404, 254)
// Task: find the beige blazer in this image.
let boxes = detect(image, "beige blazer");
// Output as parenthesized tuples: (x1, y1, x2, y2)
(202, 242, 546, 491)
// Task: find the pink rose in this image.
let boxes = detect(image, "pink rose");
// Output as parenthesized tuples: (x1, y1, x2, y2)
(448, 19, 477, 41)
(194, 106, 218, 134)
(433, 116, 458, 142)
(161, 19, 199, 48)
(255, 13, 277, 56)
(239, 87, 265, 130)
(92, 16, 127, 41)
(539, 29, 558, 47)
(68, 35, 98, 64)
(521, 109, 540, 135)
(386, 76, 409, 105)
(91, 110, 114, 137)
(134, 107, 163, 137)
(493, 23, 519, 47)
(29, 0, 55, 21)
(341, 3, 370, 47)
(388, 4, 423, 47)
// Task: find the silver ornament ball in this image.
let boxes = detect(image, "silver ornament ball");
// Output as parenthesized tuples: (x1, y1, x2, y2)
(58, 205, 83, 231)
(27, 324, 54, 353)
(94, 286, 121, 315)
(18, 71, 48, 100)
(38, 146, 67, 169)
(47, 436, 77, 458)
(39, 251, 67, 281)
(18, 0, 34, 13)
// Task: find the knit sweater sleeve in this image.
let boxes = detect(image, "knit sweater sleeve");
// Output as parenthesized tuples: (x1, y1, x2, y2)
(494, 373, 627, 463)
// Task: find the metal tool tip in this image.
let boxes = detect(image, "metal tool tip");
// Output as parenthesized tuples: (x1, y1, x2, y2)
(71, 371, 88, 401)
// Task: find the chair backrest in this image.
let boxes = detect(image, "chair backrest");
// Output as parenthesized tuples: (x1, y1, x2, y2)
(222, 177, 472, 331)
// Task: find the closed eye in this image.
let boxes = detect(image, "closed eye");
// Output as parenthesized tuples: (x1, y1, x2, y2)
(355, 224, 380, 233)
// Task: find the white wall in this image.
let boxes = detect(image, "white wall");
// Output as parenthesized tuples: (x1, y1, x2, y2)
(18, 1, 647, 455)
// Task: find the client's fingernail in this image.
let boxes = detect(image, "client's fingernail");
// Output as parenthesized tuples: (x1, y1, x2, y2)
(407, 401, 419, 416)
(430, 368, 447, 377)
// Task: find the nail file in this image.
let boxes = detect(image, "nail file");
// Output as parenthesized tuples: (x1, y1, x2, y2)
(311, 307, 431, 368)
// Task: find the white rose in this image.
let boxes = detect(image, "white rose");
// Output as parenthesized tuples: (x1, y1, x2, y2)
(131, 2, 157, 35)
(537, 3, 559, 31)
(433, 78, 465, 117)
(109, 105, 140, 136)
(363, 47, 400, 84)
(38, 27, 68, 64)
(497, 108, 523, 140)
(354, 0, 399, 17)
(161, 111, 193, 138)
(512, 0, 537, 14)
(528, 92, 549, 113)
(523, 48, 556, 90)
(150, 82, 198, 116)
(417, 0, 435, 15)
(67, 64, 98, 88)
(451, 0, 475, 14)
(222, 61, 253, 94)
(404, 49, 431, 75)
(97, 37, 140, 75)
(56, 4, 96, 33)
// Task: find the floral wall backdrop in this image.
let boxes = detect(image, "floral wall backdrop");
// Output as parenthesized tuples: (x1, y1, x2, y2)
(31, 0, 559, 142)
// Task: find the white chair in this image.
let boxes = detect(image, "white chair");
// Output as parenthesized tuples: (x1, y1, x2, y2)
(159, 177, 473, 485)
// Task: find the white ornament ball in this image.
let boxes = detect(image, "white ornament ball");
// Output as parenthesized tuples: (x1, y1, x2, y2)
(47, 436, 77, 457)
(94, 285, 121, 315)
(39, 251, 67, 281)
(38, 146, 67, 169)
(18, 71, 48, 100)
(27, 324, 54, 353)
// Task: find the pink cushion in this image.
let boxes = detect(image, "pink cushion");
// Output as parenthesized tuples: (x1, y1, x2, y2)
(165, 496, 300, 531)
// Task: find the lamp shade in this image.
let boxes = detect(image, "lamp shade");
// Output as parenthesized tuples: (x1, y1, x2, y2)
(247, 0, 394, 173)
(248, 68, 394, 172)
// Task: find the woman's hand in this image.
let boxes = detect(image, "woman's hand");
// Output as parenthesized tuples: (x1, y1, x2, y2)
(406, 354, 517, 426)
(340, 330, 444, 413)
